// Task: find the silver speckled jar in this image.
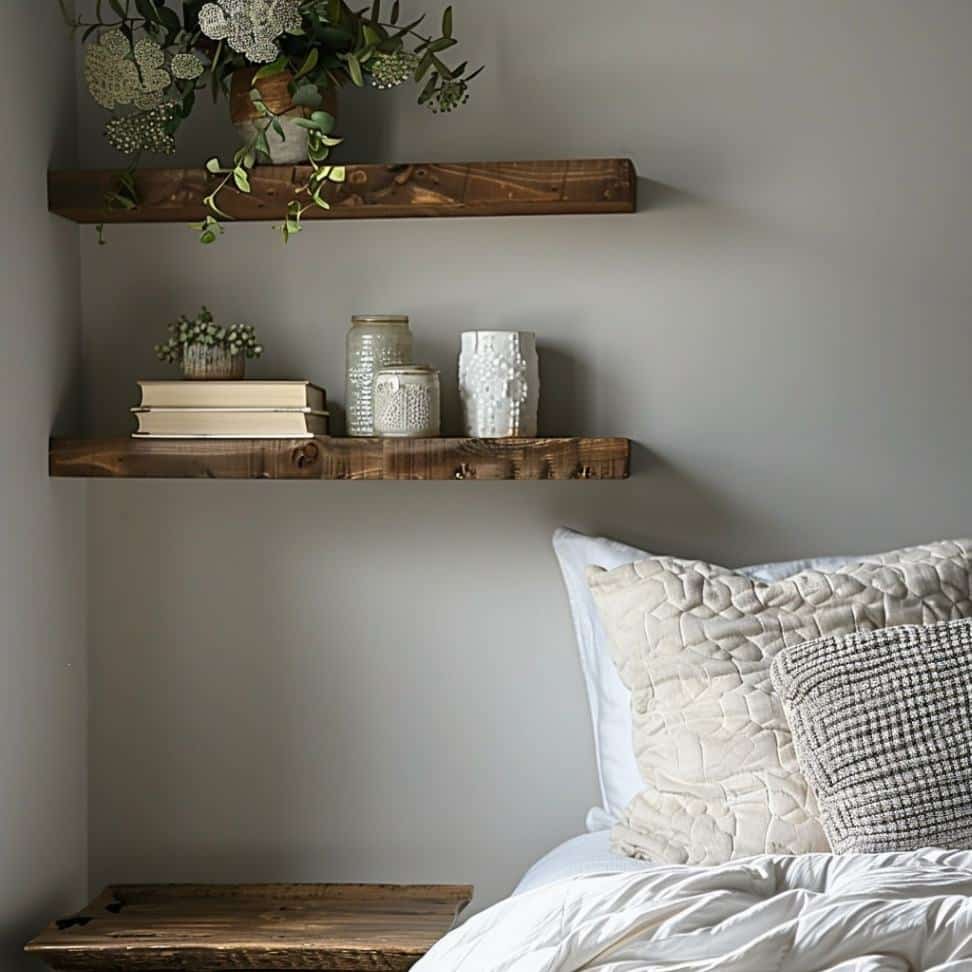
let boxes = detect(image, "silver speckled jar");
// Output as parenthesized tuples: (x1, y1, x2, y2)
(345, 315, 413, 436)
(373, 366, 441, 438)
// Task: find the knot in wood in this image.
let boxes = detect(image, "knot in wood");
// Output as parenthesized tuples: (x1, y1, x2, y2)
(294, 443, 320, 469)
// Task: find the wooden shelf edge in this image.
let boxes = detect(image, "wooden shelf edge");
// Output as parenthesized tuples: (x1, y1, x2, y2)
(49, 436, 632, 481)
(49, 159, 637, 224)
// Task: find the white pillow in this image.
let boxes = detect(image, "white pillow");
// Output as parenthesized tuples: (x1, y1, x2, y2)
(552, 527, 856, 827)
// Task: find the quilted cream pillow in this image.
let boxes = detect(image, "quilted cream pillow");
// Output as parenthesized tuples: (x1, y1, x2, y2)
(587, 539, 972, 865)
(772, 618, 972, 853)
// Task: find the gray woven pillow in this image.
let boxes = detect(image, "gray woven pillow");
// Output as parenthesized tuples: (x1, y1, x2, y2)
(771, 618, 972, 853)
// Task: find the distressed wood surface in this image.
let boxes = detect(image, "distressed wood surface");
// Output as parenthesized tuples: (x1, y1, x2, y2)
(49, 436, 632, 481)
(48, 159, 636, 223)
(25, 883, 473, 971)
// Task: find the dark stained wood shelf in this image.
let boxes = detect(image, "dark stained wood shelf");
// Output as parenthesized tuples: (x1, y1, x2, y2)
(49, 436, 631, 481)
(25, 883, 473, 971)
(48, 159, 636, 223)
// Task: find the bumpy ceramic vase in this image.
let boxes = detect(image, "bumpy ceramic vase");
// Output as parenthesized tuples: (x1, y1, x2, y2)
(373, 366, 441, 438)
(458, 331, 539, 437)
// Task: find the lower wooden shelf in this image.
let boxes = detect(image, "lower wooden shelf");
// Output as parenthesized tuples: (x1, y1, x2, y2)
(49, 436, 631, 481)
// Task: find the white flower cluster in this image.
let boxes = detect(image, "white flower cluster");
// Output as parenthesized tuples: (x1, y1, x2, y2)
(370, 51, 418, 89)
(104, 102, 179, 155)
(198, 0, 302, 63)
(85, 31, 204, 112)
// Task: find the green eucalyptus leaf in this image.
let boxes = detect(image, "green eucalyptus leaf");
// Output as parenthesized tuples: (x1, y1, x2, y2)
(428, 37, 457, 53)
(134, 0, 158, 23)
(442, 5, 453, 37)
(394, 15, 426, 39)
(370, 0, 381, 20)
(418, 72, 437, 103)
(310, 110, 336, 133)
(108, 0, 127, 20)
(346, 52, 364, 86)
(391, 0, 400, 23)
(294, 48, 319, 80)
(292, 84, 324, 108)
(415, 52, 433, 81)
(156, 4, 181, 33)
(233, 167, 251, 193)
(254, 55, 289, 81)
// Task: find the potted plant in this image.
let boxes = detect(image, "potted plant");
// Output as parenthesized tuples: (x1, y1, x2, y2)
(156, 307, 264, 379)
(59, 0, 482, 242)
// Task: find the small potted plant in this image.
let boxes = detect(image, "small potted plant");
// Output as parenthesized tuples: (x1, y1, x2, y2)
(156, 307, 264, 379)
(59, 0, 482, 243)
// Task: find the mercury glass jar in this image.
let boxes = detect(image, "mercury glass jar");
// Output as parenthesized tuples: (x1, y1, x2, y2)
(345, 315, 413, 436)
(373, 366, 441, 438)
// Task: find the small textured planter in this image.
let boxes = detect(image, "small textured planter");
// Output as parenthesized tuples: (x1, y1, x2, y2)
(182, 344, 245, 380)
(229, 68, 338, 165)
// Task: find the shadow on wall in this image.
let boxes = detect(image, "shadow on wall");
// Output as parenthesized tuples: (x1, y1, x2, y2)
(540, 443, 764, 563)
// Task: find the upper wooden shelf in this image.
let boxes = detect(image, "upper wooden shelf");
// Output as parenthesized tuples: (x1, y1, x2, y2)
(49, 159, 636, 224)
(50, 436, 631, 481)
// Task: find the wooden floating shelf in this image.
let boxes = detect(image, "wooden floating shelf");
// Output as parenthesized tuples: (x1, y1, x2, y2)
(48, 159, 636, 223)
(49, 436, 631, 481)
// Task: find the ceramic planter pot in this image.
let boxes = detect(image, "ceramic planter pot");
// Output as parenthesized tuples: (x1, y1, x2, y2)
(182, 344, 245, 380)
(229, 68, 338, 165)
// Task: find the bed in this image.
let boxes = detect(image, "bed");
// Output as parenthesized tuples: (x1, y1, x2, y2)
(416, 530, 972, 970)
(421, 838, 972, 970)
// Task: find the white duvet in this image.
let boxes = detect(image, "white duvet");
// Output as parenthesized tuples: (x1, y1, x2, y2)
(417, 851, 972, 971)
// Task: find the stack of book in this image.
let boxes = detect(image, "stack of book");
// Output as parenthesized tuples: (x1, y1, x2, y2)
(132, 381, 329, 439)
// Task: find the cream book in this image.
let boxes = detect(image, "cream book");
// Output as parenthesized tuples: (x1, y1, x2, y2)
(132, 408, 330, 439)
(137, 380, 326, 411)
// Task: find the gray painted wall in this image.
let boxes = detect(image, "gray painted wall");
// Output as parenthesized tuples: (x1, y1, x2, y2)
(79, 1, 972, 911)
(1, 6, 86, 969)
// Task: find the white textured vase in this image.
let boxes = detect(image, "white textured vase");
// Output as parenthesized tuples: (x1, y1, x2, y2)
(459, 331, 539, 438)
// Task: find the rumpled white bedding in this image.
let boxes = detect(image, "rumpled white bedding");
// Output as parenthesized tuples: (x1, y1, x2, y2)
(514, 830, 648, 896)
(417, 850, 972, 971)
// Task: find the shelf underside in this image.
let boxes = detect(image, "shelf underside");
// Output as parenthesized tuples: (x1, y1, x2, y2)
(50, 436, 631, 481)
(49, 159, 636, 224)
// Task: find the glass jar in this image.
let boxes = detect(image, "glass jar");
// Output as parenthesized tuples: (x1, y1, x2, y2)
(373, 366, 441, 438)
(345, 315, 413, 436)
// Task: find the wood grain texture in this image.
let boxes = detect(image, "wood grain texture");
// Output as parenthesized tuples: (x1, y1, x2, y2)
(25, 883, 473, 971)
(49, 436, 632, 481)
(48, 159, 636, 223)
